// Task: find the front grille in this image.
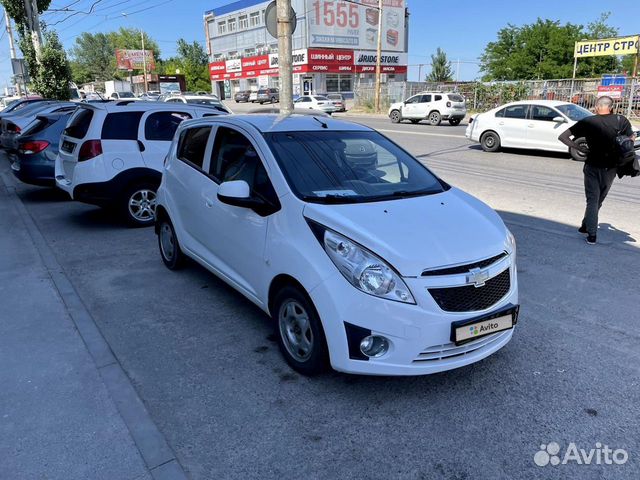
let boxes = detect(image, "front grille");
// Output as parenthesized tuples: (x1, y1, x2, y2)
(422, 252, 507, 276)
(428, 268, 510, 312)
(413, 330, 510, 363)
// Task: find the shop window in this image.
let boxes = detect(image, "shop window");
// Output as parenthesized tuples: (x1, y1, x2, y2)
(239, 15, 248, 29)
(339, 76, 352, 92)
(326, 75, 339, 93)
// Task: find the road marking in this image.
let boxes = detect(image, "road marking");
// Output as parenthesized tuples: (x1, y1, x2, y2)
(377, 128, 465, 139)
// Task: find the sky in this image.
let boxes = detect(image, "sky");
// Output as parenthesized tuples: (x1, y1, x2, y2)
(1, 0, 640, 91)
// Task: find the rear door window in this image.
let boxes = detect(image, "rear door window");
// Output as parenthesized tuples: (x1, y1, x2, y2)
(177, 126, 212, 170)
(101, 111, 144, 140)
(144, 111, 192, 141)
(502, 105, 529, 119)
(434, 95, 442, 101)
(64, 108, 94, 139)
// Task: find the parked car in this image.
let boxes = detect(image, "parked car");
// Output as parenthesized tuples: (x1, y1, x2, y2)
(164, 95, 231, 114)
(257, 88, 279, 104)
(326, 93, 346, 112)
(10, 112, 73, 186)
(1, 101, 77, 151)
(293, 95, 337, 114)
(0, 96, 44, 114)
(249, 91, 258, 103)
(234, 90, 251, 103)
(465, 100, 597, 160)
(138, 92, 160, 101)
(155, 114, 519, 376)
(109, 91, 137, 101)
(388, 92, 467, 126)
(54, 102, 228, 226)
(1, 101, 63, 149)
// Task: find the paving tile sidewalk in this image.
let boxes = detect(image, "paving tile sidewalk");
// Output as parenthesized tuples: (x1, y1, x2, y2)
(0, 166, 182, 480)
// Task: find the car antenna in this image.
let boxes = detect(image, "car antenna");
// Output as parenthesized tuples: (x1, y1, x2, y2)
(312, 116, 328, 129)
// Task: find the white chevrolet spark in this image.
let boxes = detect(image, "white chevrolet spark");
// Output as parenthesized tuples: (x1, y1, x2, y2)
(155, 114, 519, 376)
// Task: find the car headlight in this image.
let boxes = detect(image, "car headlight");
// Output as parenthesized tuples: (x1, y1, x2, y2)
(506, 229, 516, 255)
(311, 224, 415, 304)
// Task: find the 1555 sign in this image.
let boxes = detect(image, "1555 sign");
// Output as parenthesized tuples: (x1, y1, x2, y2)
(307, 0, 405, 52)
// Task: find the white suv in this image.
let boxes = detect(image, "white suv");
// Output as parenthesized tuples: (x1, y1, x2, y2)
(55, 101, 226, 226)
(388, 92, 467, 126)
(155, 114, 518, 376)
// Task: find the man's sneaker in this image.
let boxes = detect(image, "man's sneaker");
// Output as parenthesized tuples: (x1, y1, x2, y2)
(578, 225, 588, 234)
(586, 235, 597, 245)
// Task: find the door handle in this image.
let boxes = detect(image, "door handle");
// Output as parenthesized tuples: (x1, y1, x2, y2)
(498, 121, 505, 126)
(527, 123, 535, 128)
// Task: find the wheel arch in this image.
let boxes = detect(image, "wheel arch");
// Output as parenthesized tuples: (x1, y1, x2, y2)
(267, 274, 308, 319)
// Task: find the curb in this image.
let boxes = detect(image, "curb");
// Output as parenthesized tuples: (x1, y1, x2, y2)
(0, 171, 189, 480)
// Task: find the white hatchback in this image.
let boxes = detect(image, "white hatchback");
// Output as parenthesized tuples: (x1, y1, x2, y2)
(55, 101, 226, 226)
(155, 114, 519, 376)
(294, 95, 337, 114)
(465, 100, 593, 160)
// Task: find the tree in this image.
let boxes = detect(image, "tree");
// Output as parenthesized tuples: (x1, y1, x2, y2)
(480, 14, 621, 80)
(427, 48, 453, 82)
(158, 39, 210, 92)
(31, 31, 72, 99)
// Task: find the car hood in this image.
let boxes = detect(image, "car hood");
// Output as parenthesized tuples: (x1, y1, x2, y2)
(303, 188, 509, 277)
(389, 101, 403, 110)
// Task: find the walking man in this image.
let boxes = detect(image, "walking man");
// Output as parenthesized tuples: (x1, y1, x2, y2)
(558, 96, 634, 244)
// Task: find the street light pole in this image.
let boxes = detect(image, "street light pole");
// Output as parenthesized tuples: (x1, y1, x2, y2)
(4, 10, 21, 95)
(276, 0, 294, 114)
(141, 30, 148, 93)
(373, 0, 383, 113)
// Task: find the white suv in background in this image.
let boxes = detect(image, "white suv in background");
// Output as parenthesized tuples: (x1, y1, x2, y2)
(388, 92, 467, 126)
(55, 101, 226, 226)
(155, 114, 518, 376)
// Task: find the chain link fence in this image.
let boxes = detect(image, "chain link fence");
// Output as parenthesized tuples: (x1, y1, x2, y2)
(354, 78, 640, 118)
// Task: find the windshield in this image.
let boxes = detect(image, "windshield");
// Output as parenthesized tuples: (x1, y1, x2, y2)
(264, 130, 446, 204)
(556, 104, 593, 121)
(119, 92, 135, 98)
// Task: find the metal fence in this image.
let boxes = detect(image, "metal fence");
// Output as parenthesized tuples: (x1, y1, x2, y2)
(354, 78, 640, 118)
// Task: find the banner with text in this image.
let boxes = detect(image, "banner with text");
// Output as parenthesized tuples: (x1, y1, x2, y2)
(574, 36, 639, 58)
(116, 49, 156, 71)
(307, 0, 405, 53)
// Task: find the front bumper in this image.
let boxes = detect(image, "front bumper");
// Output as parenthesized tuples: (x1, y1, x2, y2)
(309, 263, 518, 375)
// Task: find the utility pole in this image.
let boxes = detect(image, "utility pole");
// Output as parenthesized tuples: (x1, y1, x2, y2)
(23, 0, 43, 60)
(373, 0, 383, 113)
(141, 30, 148, 93)
(4, 9, 21, 95)
(276, 0, 293, 114)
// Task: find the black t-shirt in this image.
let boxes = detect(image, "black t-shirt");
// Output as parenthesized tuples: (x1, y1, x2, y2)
(569, 114, 633, 168)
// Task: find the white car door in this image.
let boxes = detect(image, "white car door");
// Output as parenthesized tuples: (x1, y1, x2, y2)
(138, 109, 193, 172)
(526, 104, 570, 152)
(401, 94, 422, 119)
(493, 104, 530, 147)
(194, 125, 277, 302)
(414, 94, 432, 118)
(294, 96, 313, 110)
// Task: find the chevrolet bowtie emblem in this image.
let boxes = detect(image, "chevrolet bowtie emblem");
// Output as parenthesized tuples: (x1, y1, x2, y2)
(467, 268, 490, 287)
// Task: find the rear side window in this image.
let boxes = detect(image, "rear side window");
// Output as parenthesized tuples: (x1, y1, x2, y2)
(448, 94, 464, 102)
(144, 111, 191, 141)
(64, 108, 94, 139)
(101, 112, 144, 140)
(177, 126, 211, 170)
(434, 95, 442, 101)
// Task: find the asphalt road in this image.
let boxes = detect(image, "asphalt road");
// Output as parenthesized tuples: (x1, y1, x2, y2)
(2, 111, 639, 480)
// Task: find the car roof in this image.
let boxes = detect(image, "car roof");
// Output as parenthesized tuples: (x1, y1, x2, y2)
(497, 99, 574, 108)
(185, 114, 372, 133)
(75, 101, 217, 112)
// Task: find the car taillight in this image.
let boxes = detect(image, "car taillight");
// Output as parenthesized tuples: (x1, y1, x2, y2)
(78, 140, 102, 162)
(446, 101, 451, 107)
(8, 124, 20, 133)
(18, 140, 49, 154)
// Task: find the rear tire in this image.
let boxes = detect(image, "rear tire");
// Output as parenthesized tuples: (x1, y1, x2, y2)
(570, 137, 588, 161)
(122, 182, 158, 227)
(157, 217, 185, 270)
(480, 131, 501, 152)
(273, 285, 329, 376)
(428, 111, 442, 126)
(449, 118, 461, 126)
(390, 109, 402, 123)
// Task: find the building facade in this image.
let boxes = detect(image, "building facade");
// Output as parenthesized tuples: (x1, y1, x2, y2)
(204, 0, 408, 98)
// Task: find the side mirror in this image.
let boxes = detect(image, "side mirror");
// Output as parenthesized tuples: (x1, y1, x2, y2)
(217, 180, 280, 216)
(553, 116, 567, 123)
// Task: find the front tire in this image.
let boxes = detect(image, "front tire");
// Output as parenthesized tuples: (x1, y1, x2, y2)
(449, 118, 461, 126)
(390, 109, 402, 123)
(122, 182, 158, 227)
(157, 217, 185, 270)
(273, 285, 329, 376)
(480, 131, 501, 152)
(428, 111, 442, 126)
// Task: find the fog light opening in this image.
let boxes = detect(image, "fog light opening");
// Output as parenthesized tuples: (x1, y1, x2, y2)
(360, 335, 389, 358)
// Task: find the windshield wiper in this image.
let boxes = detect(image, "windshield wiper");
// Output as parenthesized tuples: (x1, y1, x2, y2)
(302, 194, 364, 204)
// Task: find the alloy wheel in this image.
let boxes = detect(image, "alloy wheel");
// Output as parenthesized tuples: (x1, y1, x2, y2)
(128, 189, 156, 222)
(279, 300, 314, 362)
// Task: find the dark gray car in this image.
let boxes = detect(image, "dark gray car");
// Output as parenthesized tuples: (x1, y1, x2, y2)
(257, 88, 279, 104)
(10, 111, 73, 186)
